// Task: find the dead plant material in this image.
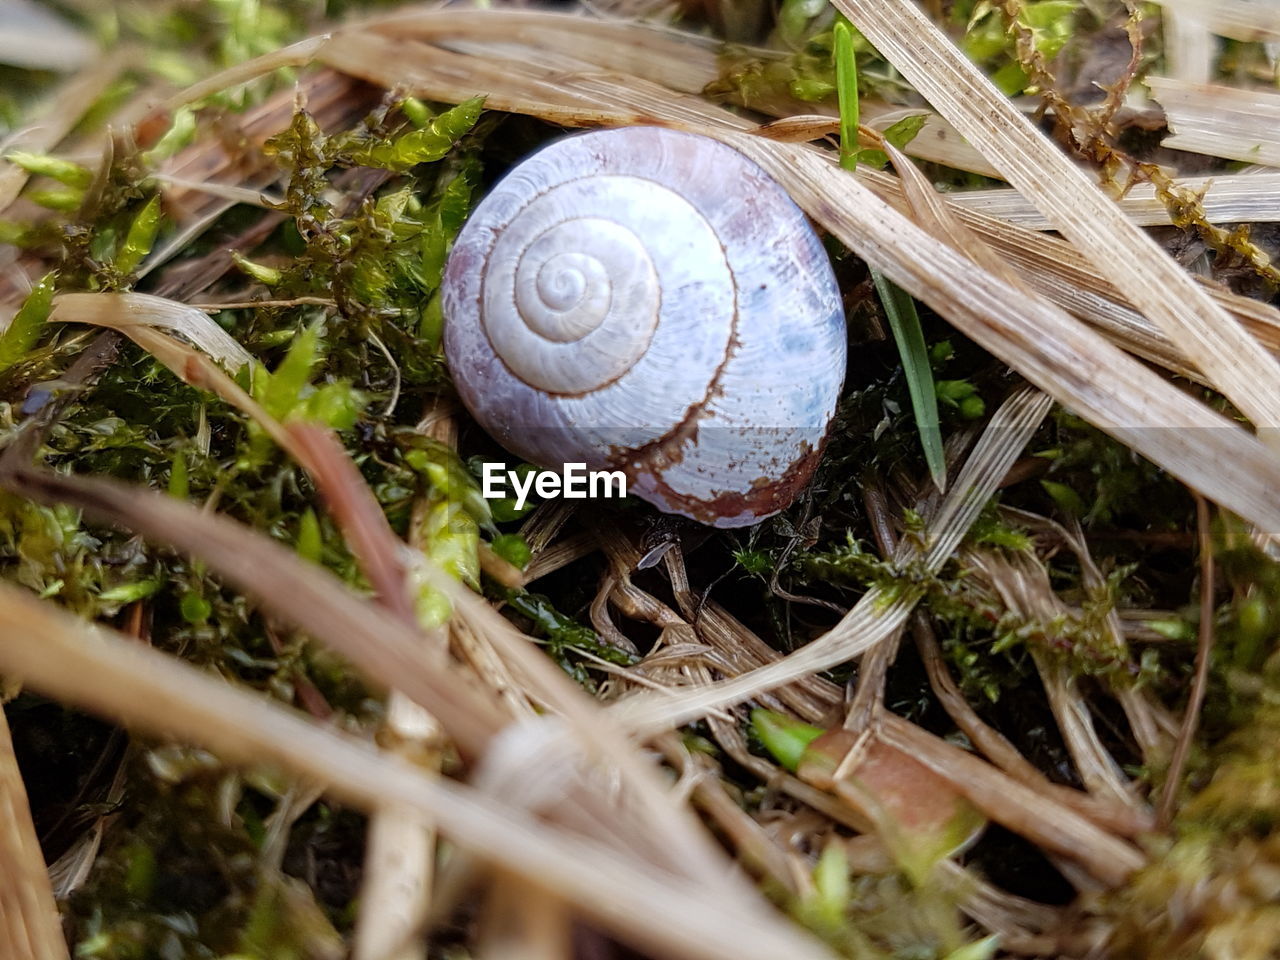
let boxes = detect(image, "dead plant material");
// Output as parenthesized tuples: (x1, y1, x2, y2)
(614, 388, 1053, 733)
(834, 0, 1280, 438)
(1148, 76, 1280, 168)
(302, 12, 1280, 531)
(0, 582, 837, 960)
(1157, 494, 1217, 827)
(0, 706, 68, 960)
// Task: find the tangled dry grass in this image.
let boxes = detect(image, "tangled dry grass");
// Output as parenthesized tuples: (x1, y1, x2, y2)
(4, 1, 1280, 958)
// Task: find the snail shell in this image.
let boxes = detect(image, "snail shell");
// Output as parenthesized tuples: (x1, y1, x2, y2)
(442, 126, 846, 528)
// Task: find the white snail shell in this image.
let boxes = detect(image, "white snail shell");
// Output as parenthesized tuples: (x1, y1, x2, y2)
(442, 126, 846, 528)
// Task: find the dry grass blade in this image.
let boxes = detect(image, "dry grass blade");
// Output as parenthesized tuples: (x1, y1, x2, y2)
(287, 425, 752, 895)
(1002, 508, 1179, 764)
(613, 388, 1052, 734)
(159, 35, 331, 113)
(1150, 0, 1280, 43)
(35, 292, 746, 899)
(720, 133, 1280, 535)
(963, 550, 1141, 810)
(0, 465, 508, 759)
(0, 583, 838, 960)
(876, 717, 1145, 885)
(912, 615, 1153, 837)
(63, 319, 301, 460)
(288, 426, 440, 960)
(353, 9, 1000, 176)
(355, 802, 436, 960)
(626, 541, 1145, 887)
(620, 538, 1146, 902)
(1158, 495, 1216, 826)
(362, 8, 723, 95)
(878, 137, 1027, 301)
(0, 460, 754, 905)
(316, 12, 1280, 376)
(313, 15, 1280, 382)
(835, 0, 1280, 438)
(0, 705, 68, 960)
(1160, 6, 1213, 84)
(50, 292, 254, 371)
(859, 104, 999, 177)
(477, 877, 570, 960)
(1146, 76, 1280, 167)
(950, 172, 1280, 228)
(416, 564, 767, 893)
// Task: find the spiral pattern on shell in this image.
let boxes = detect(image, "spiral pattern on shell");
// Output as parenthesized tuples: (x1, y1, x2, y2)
(443, 126, 846, 527)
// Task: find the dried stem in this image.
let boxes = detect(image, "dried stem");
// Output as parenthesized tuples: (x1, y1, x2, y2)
(0, 705, 69, 960)
(1157, 495, 1216, 827)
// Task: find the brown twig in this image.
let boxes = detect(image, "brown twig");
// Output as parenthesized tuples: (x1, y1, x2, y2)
(844, 479, 903, 730)
(1157, 494, 1216, 827)
(0, 706, 69, 960)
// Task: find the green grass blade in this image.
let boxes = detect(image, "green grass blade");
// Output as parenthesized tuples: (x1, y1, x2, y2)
(872, 269, 946, 491)
(834, 17, 942, 487)
(833, 19, 859, 171)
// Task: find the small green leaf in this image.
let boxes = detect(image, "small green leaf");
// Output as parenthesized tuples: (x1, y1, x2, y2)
(789, 76, 837, 101)
(486, 463, 540, 522)
(411, 500, 482, 628)
(418, 292, 444, 346)
(991, 62, 1031, 96)
(881, 113, 929, 150)
(811, 842, 850, 930)
(142, 105, 197, 165)
(778, 0, 829, 45)
(347, 96, 485, 172)
(874, 270, 946, 491)
(406, 446, 492, 527)
(1238, 594, 1269, 640)
(423, 501, 481, 588)
(958, 394, 986, 420)
(99, 580, 162, 604)
(0, 221, 28, 246)
(491, 533, 532, 570)
(833, 19, 859, 171)
(28, 187, 83, 211)
(6, 151, 93, 188)
(401, 97, 431, 128)
(121, 840, 157, 900)
(116, 195, 163, 275)
(180, 591, 212, 624)
(261, 322, 322, 420)
(751, 708, 825, 773)
(1040, 479, 1086, 516)
(0, 271, 55, 373)
(935, 379, 977, 403)
(168, 450, 189, 500)
(303, 381, 364, 431)
(1144, 618, 1194, 642)
(733, 549, 772, 575)
(296, 509, 323, 565)
(231, 251, 283, 285)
